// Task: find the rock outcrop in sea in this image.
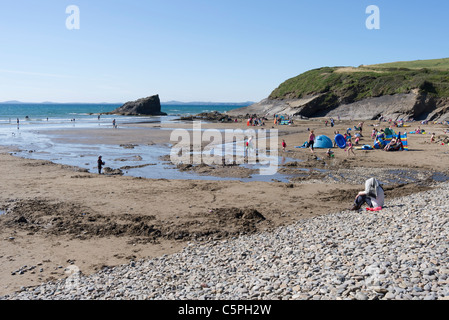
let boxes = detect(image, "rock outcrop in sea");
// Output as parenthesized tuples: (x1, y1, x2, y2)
(107, 95, 167, 116)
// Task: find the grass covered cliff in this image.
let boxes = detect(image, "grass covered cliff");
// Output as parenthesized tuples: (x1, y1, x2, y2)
(269, 58, 449, 107)
(226, 58, 449, 121)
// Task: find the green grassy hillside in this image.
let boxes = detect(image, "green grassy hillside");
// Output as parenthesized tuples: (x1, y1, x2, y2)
(366, 58, 449, 70)
(268, 58, 449, 105)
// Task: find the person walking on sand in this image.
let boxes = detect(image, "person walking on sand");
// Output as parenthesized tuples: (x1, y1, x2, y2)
(112, 119, 117, 129)
(346, 138, 355, 157)
(97, 156, 105, 174)
(282, 139, 286, 152)
(307, 130, 316, 154)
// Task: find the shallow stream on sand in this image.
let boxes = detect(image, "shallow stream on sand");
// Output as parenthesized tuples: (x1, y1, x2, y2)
(2, 124, 299, 182)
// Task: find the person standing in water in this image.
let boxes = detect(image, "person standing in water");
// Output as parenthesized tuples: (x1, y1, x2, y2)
(97, 156, 105, 174)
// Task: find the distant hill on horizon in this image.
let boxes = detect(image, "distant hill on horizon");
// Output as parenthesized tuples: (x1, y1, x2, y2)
(0, 101, 121, 105)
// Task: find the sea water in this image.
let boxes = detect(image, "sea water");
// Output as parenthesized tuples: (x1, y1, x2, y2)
(0, 102, 238, 122)
(0, 103, 295, 182)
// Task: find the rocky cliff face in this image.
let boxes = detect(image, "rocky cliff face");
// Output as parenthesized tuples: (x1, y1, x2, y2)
(108, 95, 167, 116)
(227, 91, 449, 121)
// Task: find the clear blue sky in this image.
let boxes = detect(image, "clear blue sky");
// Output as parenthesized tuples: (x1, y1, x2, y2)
(0, 0, 448, 103)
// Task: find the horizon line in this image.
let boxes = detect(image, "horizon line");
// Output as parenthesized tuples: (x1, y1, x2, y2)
(0, 100, 255, 105)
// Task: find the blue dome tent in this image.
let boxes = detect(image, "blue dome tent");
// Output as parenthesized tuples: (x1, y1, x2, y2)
(314, 135, 334, 149)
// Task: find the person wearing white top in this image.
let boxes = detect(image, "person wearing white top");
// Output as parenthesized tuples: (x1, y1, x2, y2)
(350, 177, 384, 210)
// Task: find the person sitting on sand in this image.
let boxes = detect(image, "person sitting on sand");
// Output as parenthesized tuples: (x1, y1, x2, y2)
(326, 148, 334, 158)
(97, 156, 105, 174)
(384, 137, 397, 151)
(350, 177, 384, 211)
(396, 136, 404, 150)
(430, 133, 436, 143)
(384, 136, 404, 151)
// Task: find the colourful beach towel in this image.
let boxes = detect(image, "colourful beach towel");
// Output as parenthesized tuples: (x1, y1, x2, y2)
(366, 207, 382, 211)
(355, 145, 374, 150)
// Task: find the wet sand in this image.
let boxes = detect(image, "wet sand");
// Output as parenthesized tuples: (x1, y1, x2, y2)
(0, 118, 448, 295)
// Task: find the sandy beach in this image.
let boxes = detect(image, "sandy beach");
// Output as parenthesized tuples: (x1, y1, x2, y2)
(1, 117, 448, 296)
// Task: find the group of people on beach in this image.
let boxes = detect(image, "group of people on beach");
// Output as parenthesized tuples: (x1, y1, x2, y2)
(324, 118, 335, 127)
(246, 114, 266, 126)
(383, 136, 404, 151)
(273, 114, 294, 126)
(303, 128, 357, 157)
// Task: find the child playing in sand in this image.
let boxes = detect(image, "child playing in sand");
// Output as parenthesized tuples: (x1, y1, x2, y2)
(282, 139, 286, 152)
(326, 148, 334, 158)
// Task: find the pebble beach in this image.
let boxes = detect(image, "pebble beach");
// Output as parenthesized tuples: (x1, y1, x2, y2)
(2, 180, 448, 301)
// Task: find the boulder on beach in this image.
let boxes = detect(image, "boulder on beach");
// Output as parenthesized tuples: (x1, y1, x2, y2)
(107, 95, 167, 116)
